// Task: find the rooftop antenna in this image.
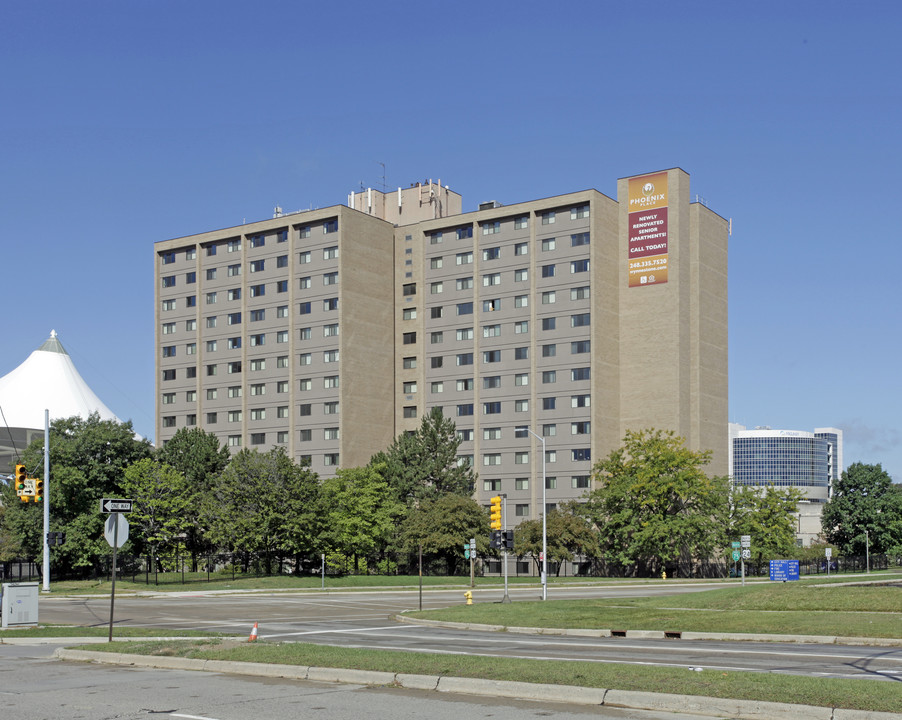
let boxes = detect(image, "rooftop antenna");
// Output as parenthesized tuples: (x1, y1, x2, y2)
(377, 161, 386, 192)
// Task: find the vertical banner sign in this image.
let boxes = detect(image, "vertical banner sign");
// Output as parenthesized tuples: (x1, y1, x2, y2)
(628, 172, 669, 287)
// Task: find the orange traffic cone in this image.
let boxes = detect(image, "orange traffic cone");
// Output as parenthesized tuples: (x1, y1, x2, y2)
(248, 622, 258, 642)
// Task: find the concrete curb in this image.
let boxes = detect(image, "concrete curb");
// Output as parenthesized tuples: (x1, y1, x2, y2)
(53, 648, 902, 719)
(394, 615, 902, 647)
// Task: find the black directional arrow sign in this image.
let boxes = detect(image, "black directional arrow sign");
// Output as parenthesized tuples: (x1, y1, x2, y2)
(100, 498, 133, 513)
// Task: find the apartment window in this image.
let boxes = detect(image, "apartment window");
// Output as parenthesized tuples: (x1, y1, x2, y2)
(162, 416, 176, 428)
(456, 352, 473, 366)
(542, 397, 556, 410)
(227, 312, 241, 325)
(430, 281, 444, 294)
(572, 394, 591, 408)
(431, 381, 444, 393)
(542, 370, 557, 384)
(226, 288, 240, 302)
(161, 275, 176, 288)
(515, 216, 528, 230)
(542, 291, 556, 305)
(299, 404, 312, 417)
(516, 478, 529, 491)
(572, 449, 591, 462)
(227, 435, 241, 447)
(483, 375, 501, 390)
(431, 356, 443, 368)
(483, 298, 500, 312)
(323, 297, 339, 311)
(403, 356, 417, 369)
(457, 226, 473, 239)
(277, 355, 289, 368)
(456, 251, 473, 265)
(277, 230, 288, 242)
(456, 277, 474, 290)
(161, 322, 176, 335)
(250, 409, 265, 421)
(299, 327, 312, 340)
(571, 313, 591, 328)
(250, 310, 265, 322)
(482, 272, 500, 287)
(431, 331, 444, 344)
(322, 452, 339, 466)
(250, 234, 265, 248)
(482, 247, 500, 261)
(277, 406, 289, 419)
(205, 244, 217, 257)
(324, 401, 339, 415)
(483, 453, 501, 466)
(186, 294, 197, 309)
(206, 412, 218, 424)
(325, 375, 339, 389)
(161, 392, 176, 405)
(227, 264, 241, 277)
(430, 257, 443, 269)
(324, 349, 339, 362)
(457, 302, 473, 315)
(186, 343, 196, 356)
(276, 305, 288, 319)
(571, 285, 590, 301)
(572, 340, 591, 354)
(403, 381, 418, 394)
(323, 244, 338, 258)
(227, 337, 241, 350)
(323, 219, 338, 234)
(546, 450, 558, 464)
(250, 383, 265, 396)
(299, 302, 311, 315)
(325, 427, 340, 440)
(514, 294, 528, 308)
(456, 328, 474, 341)
(541, 211, 555, 225)
(514, 346, 529, 360)
(482, 427, 501, 441)
(483, 349, 500, 363)
(483, 479, 501, 492)
(429, 231, 443, 244)
(299, 251, 311, 264)
(206, 267, 217, 281)
(541, 238, 556, 252)
(457, 403, 474, 417)
(277, 381, 288, 393)
(162, 299, 176, 311)
(543, 423, 557, 437)
(482, 221, 500, 235)
(514, 320, 528, 334)
(276, 280, 288, 293)
(542, 344, 556, 357)
(514, 268, 528, 282)
(571, 367, 591, 382)
(541, 264, 555, 278)
(571, 204, 590, 220)
(514, 373, 529, 386)
(403, 282, 417, 296)
(277, 254, 289, 267)
(483, 401, 501, 415)
(299, 226, 311, 239)
(250, 284, 265, 298)
(250, 359, 265, 371)
(206, 340, 218, 352)
(542, 317, 556, 331)
(323, 324, 339, 338)
(515, 451, 529, 465)
(571, 259, 590, 273)
(515, 504, 530, 517)
(457, 378, 474, 391)
(186, 271, 198, 285)
(162, 346, 176, 358)
(228, 410, 242, 423)
(276, 431, 288, 443)
(572, 421, 591, 435)
(483, 324, 501, 338)
(227, 239, 241, 253)
(161, 252, 176, 265)
(186, 414, 197, 426)
(403, 309, 418, 323)
(515, 399, 529, 413)
(571, 232, 590, 247)
(458, 428, 474, 441)
(403, 406, 417, 419)
(227, 361, 242, 375)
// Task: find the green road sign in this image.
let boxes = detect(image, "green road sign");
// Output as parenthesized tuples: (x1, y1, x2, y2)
(731, 550, 741, 562)
(731, 541, 740, 549)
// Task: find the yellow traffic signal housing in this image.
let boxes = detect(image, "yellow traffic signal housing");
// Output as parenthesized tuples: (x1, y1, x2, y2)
(15, 464, 27, 496)
(490, 495, 502, 530)
(33, 477, 44, 502)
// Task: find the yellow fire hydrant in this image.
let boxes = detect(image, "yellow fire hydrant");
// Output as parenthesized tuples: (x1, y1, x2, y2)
(661, 570, 667, 580)
(464, 590, 473, 605)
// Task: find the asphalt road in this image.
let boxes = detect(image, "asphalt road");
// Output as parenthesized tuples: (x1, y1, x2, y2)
(0, 642, 728, 720)
(35, 583, 902, 683)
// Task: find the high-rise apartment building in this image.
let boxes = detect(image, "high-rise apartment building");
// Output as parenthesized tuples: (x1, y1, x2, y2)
(155, 168, 728, 519)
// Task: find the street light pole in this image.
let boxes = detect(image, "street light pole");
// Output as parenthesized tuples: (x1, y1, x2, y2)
(518, 427, 547, 601)
(865, 529, 870, 574)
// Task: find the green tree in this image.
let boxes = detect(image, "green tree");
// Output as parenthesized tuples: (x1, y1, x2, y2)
(121, 458, 191, 568)
(371, 407, 476, 503)
(583, 429, 729, 577)
(155, 428, 231, 565)
(320, 464, 404, 573)
(202, 447, 320, 573)
(2, 414, 152, 575)
(730, 485, 803, 565)
(403, 494, 489, 575)
(821, 463, 902, 556)
(513, 501, 599, 574)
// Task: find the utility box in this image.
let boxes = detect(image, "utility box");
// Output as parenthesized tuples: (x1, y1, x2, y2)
(1, 582, 40, 629)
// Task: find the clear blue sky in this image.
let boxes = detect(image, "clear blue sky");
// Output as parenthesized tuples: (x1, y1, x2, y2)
(2, 1, 900, 480)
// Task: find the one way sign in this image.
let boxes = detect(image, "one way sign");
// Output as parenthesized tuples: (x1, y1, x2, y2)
(100, 498, 133, 513)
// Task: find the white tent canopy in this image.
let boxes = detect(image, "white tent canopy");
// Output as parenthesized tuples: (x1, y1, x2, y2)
(0, 330, 121, 430)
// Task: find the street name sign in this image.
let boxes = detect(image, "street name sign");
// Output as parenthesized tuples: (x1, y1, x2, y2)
(100, 498, 133, 513)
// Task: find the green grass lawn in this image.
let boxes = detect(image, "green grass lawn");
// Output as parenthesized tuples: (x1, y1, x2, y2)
(74, 638, 902, 714)
(411, 581, 902, 638)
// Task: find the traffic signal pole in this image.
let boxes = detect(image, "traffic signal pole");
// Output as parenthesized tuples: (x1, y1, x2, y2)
(501, 494, 510, 603)
(42, 409, 49, 592)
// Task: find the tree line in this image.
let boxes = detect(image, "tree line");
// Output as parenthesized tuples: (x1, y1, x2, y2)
(2, 414, 900, 580)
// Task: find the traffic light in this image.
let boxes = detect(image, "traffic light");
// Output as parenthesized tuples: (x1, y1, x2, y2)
(503, 530, 514, 550)
(33, 477, 44, 503)
(490, 495, 502, 530)
(15, 464, 27, 497)
(489, 530, 503, 549)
